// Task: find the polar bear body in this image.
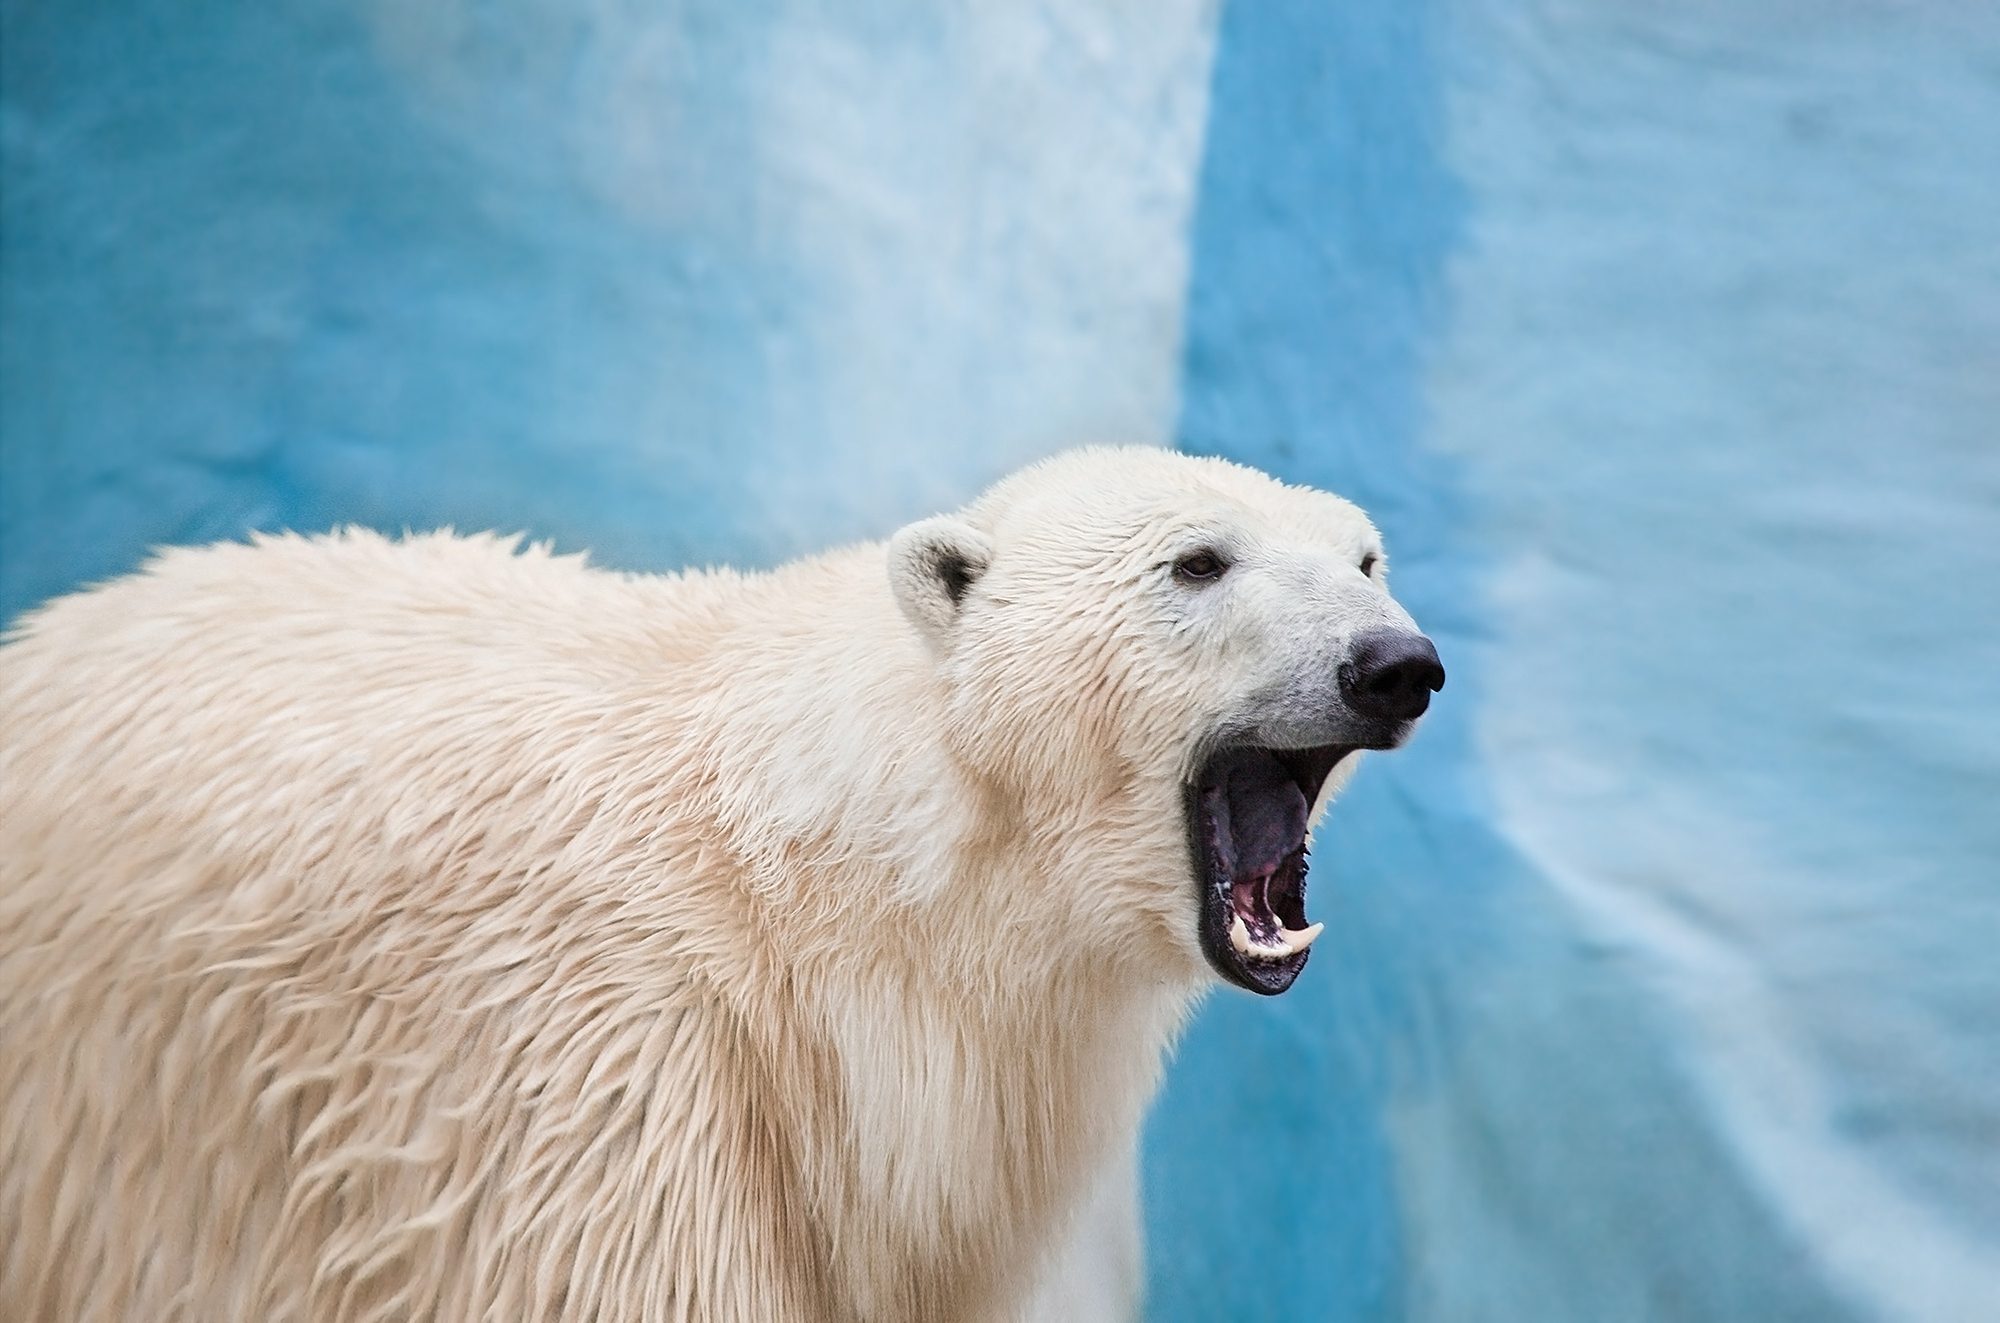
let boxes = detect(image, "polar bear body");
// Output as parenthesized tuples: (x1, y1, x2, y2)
(0, 449, 1434, 1322)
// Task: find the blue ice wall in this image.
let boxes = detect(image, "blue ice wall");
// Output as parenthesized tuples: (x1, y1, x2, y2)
(1151, 0, 2000, 1320)
(1411, 4, 2000, 1316)
(2, 0, 1217, 616)
(1141, 3, 1468, 1318)
(6, 1, 1999, 1319)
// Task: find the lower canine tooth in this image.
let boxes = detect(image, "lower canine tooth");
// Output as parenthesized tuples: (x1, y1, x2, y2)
(1231, 914, 1316, 960)
(1279, 922, 1325, 954)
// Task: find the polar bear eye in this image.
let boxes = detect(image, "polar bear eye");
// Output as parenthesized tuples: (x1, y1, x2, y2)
(1173, 550, 1228, 583)
(1359, 553, 1379, 578)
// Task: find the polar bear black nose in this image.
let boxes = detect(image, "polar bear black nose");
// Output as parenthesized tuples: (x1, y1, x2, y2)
(1339, 630, 1446, 722)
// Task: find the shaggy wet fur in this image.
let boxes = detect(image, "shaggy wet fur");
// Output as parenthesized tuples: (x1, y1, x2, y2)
(0, 450, 1400, 1321)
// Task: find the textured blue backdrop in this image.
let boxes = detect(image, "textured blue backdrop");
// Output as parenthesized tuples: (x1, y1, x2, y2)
(1153, 3, 2000, 1317)
(5, 0, 1996, 1318)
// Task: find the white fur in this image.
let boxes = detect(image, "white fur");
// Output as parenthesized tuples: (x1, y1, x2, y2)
(0, 448, 1409, 1322)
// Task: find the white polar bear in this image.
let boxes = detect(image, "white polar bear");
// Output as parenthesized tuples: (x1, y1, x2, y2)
(0, 447, 1441, 1323)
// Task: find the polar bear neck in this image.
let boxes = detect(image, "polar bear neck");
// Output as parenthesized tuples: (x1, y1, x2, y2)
(668, 547, 1212, 1316)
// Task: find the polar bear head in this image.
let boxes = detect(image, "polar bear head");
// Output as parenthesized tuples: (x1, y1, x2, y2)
(887, 448, 1442, 996)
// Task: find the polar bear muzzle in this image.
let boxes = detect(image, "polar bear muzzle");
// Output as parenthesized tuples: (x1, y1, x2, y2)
(1187, 744, 1344, 995)
(1189, 630, 1445, 995)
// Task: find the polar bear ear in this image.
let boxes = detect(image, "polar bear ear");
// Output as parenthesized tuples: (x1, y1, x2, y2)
(887, 515, 994, 653)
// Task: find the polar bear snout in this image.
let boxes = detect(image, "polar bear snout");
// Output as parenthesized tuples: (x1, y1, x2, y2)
(1338, 629, 1446, 723)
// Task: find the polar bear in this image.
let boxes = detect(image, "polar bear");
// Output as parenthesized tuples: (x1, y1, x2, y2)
(0, 447, 1441, 1323)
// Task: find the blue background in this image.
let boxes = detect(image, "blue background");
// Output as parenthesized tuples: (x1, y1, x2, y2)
(6, 0, 1997, 1317)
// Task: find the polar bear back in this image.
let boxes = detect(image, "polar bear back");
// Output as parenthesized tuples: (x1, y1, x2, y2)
(0, 530, 863, 1322)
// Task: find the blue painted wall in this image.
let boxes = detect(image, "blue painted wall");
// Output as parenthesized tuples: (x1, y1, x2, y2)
(6, 0, 1997, 1318)
(1150, 1, 1999, 1320)
(3, 0, 1215, 614)
(1405, 5, 2000, 1316)
(1142, 3, 1466, 1317)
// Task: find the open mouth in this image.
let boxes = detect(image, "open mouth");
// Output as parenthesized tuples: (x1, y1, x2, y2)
(1185, 745, 1353, 995)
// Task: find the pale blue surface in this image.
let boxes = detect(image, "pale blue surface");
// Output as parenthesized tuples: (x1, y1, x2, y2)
(1405, 6, 2000, 1316)
(4, 0, 1212, 612)
(1147, 1, 1870, 1317)
(5, 0, 1997, 1318)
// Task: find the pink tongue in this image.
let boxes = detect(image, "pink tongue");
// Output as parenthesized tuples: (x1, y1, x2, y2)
(1221, 753, 1308, 881)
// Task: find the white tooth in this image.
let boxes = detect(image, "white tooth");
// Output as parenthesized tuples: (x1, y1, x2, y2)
(1278, 922, 1325, 954)
(1231, 913, 1314, 960)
